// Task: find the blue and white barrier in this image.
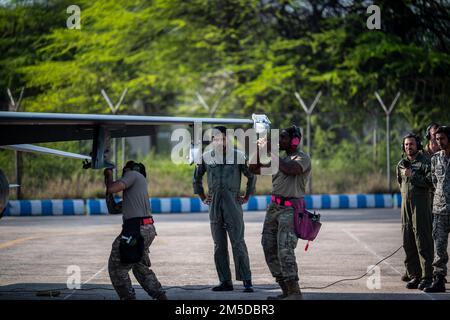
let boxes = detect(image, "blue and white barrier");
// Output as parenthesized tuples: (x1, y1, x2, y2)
(26, 194, 400, 216)
(86, 196, 259, 215)
(3, 194, 401, 216)
(393, 193, 402, 208)
(305, 194, 393, 209)
(4, 199, 84, 216)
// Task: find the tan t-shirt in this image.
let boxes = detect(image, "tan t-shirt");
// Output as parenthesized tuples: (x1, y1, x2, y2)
(272, 150, 311, 198)
(119, 170, 151, 220)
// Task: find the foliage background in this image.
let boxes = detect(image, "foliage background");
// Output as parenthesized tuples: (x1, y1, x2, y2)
(1, 0, 449, 198)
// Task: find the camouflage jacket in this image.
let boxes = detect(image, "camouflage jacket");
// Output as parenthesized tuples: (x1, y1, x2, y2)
(431, 150, 450, 214)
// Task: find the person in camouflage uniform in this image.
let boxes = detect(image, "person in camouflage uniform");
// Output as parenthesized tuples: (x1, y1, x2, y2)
(193, 126, 256, 293)
(396, 133, 434, 290)
(105, 161, 167, 300)
(419, 122, 442, 277)
(423, 122, 441, 226)
(425, 126, 450, 293)
(250, 125, 311, 300)
(423, 122, 440, 159)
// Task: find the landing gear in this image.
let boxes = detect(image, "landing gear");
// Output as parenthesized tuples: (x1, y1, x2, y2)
(0, 169, 10, 219)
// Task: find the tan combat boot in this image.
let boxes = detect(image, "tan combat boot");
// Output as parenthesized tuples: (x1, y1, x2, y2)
(267, 281, 288, 300)
(282, 280, 303, 300)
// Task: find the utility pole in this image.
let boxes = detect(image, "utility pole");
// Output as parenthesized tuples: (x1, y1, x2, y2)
(195, 90, 227, 118)
(294, 90, 321, 194)
(375, 91, 400, 193)
(373, 118, 378, 162)
(7, 87, 24, 199)
(101, 88, 128, 179)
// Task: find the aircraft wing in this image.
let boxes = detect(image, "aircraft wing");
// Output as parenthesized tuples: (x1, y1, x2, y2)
(0, 111, 268, 169)
(0, 111, 254, 145)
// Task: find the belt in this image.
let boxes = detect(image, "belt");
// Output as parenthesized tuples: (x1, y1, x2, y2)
(271, 195, 297, 207)
(141, 217, 154, 225)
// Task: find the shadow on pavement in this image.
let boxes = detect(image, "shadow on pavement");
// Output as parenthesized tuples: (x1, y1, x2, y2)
(1, 283, 448, 300)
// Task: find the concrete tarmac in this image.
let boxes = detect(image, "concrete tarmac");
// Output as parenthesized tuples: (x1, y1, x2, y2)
(0, 208, 449, 300)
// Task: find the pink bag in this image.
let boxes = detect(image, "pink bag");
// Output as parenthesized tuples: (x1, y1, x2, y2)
(292, 198, 322, 250)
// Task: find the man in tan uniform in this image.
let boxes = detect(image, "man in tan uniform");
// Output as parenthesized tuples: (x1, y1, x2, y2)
(250, 125, 311, 300)
(105, 161, 167, 300)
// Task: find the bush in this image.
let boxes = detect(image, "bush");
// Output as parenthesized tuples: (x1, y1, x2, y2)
(0, 138, 400, 200)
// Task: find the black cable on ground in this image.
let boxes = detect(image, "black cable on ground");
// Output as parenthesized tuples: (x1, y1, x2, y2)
(0, 245, 404, 295)
(300, 245, 404, 290)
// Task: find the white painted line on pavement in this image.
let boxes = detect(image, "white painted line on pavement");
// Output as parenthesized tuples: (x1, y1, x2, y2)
(64, 264, 107, 300)
(342, 229, 434, 300)
(342, 228, 402, 274)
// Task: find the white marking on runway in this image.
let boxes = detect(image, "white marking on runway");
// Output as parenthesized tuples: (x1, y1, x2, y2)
(63, 264, 107, 300)
(342, 228, 434, 300)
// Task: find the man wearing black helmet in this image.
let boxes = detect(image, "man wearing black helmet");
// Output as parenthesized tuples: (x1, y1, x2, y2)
(104, 160, 167, 300)
(250, 125, 311, 300)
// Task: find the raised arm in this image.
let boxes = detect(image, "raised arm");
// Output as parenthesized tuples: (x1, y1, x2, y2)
(104, 168, 126, 194)
(240, 157, 257, 201)
(278, 157, 303, 176)
(249, 138, 272, 175)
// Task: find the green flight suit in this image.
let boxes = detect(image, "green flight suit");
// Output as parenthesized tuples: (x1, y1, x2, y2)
(193, 148, 256, 282)
(397, 152, 434, 280)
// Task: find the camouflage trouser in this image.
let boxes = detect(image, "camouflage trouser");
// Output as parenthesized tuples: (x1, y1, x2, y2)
(432, 214, 450, 277)
(108, 224, 165, 300)
(209, 191, 252, 282)
(261, 202, 299, 283)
